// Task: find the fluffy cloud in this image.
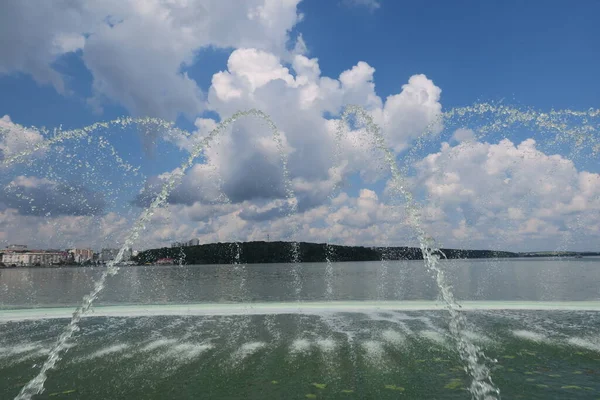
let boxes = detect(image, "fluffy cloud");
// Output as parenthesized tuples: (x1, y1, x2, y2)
(1, 176, 106, 217)
(154, 49, 443, 215)
(0, 1, 87, 94)
(118, 47, 455, 250)
(2, 1, 597, 253)
(0, 115, 45, 162)
(132, 188, 413, 249)
(137, 134, 599, 252)
(0, 0, 303, 119)
(134, 164, 223, 208)
(414, 137, 600, 250)
(0, 208, 128, 250)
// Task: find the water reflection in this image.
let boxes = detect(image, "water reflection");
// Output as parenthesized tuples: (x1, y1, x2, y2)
(1, 258, 599, 308)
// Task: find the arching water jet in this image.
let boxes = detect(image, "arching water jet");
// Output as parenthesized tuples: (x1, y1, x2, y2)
(337, 105, 500, 400)
(13, 109, 301, 400)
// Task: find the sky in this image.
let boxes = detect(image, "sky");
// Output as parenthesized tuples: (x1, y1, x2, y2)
(0, 0, 599, 252)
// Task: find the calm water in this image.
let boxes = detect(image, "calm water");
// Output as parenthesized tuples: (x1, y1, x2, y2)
(2, 258, 600, 308)
(2, 259, 600, 399)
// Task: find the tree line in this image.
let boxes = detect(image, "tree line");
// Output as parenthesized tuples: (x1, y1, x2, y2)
(134, 241, 520, 265)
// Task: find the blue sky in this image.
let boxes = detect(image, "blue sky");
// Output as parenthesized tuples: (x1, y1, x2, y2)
(2, 0, 599, 127)
(0, 0, 599, 251)
(298, 0, 600, 109)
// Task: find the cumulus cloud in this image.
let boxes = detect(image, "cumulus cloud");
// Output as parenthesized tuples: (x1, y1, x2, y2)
(2, 1, 597, 253)
(414, 137, 600, 250)
(120, 45, 443, 250)
(135, 133, 599, 252)
(0, 208, 129, 249)
(1, 176, 106, 217)
(133, 164, 224, 208)
(147, 49, 443, 216)
(131, 188, 412, 249)
(0, 0, 303, 119)
(0, 115, 45, 162)
(0, 1, 87, 94)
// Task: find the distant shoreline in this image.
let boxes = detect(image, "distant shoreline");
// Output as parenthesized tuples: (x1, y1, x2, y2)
(132, 241, 600, 266)
(2, 242, 597, 268)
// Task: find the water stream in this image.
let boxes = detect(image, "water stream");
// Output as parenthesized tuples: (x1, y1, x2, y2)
(11, 109, 299, 400)
(4, 103, 598, 399)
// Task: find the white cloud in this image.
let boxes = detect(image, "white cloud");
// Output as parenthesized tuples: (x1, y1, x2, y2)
(92, 46, 442, 250)
(197, 49, 443, 210)
(2, 2, 598, 253)
(4, 129, 599, 251)
(0, 2, 88, 94)
(0, 208, 129, 250)
(414, 137, 600, 250)
(105, 48, 447, 249)
(373, 74, 443, 152)
(1, 175, 106, 217)
(0, 0, 303, 119)
(132, 188, 413, 249)
(451, 128, 475, 143)
(0, 115, 45, 162)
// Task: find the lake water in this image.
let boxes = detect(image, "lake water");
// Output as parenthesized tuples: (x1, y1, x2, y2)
(3, 258, 600, 307)
(2, 259, 600, 399)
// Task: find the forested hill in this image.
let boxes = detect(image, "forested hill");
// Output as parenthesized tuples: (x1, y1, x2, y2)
(134, 241, 519, 265)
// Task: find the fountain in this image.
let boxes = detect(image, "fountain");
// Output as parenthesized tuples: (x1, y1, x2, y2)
(1, 104, 599, 399)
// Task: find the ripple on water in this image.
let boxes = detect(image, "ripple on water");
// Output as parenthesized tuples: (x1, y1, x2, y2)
(381, 329, 406, 347)
(419, 330, 447, 346)
(290, 339, 312, 356)
(232, 342, 267, 363)
(164, 343, 213, 361)
(511, 330, 548, 343)
(0, 343, 42, 357)
(0, 342, 50, 366)
(141, 338, 178, 352)
(86, 343, 130, 360)
(315, 338, 336, 353)
(463, 330, 494, 346)
(361, 340, 386, 366)
(567, 336, 600, 353)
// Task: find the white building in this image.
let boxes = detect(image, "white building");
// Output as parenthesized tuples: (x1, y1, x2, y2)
(171, 239, 199, 248)
(6, 244, 27, 251)
(2, 252, 66, 267)
(100, 248, 119, 262)
(69, 248, 94, 263)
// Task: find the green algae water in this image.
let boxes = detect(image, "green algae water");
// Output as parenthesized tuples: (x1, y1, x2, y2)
(2, 260, 600, 399)
(2, 310, 600, 399)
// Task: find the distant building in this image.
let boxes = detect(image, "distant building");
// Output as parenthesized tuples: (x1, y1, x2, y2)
(6, 244, 28, 251)
(2, 251, 66, 266)
(69, 248, 94, 263)
(100, 247, 132, 263)
(156, 258, 174, 265)
(122, 247, 133, 261)
(100, 248, 119, 262)
(171, 239, 199, 248)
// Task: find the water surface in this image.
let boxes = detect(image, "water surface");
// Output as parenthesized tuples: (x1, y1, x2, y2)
(2, 259, 600, 399)
(2, 258, 600, 308)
